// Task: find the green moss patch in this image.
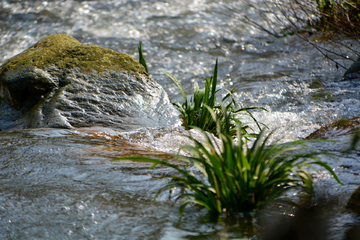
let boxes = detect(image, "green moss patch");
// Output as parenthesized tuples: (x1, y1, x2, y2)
(0, 34, 147, 76)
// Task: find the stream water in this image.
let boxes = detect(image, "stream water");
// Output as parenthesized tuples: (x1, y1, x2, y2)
(1, 0, 360, 239)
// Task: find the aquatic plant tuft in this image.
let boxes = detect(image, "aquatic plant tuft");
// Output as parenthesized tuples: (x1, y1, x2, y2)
(164, 59, 266, 139)
(113, 105, 342, 217)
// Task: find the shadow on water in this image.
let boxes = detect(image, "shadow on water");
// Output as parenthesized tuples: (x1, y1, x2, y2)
(258, 201, 360, 240)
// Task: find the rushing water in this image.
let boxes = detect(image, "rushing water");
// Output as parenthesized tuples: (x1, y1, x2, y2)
(1, 0, 360, 239)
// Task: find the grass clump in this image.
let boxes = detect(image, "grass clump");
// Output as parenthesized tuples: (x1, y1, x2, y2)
(165, 59, 266, 139)
(113, 106, 342, 217)
(136, 43, 265, 138)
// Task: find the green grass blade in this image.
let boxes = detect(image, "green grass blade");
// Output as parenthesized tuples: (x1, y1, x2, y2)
(138, 42, 149, 74)
(210, 59, 218, 106)
(310, 160, 343, 184)
(163, 72, 188, 104)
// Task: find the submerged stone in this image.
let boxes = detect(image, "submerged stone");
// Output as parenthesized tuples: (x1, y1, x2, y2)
(344, 57, 360, 80)
(0, 34, 180, 131)
(347, 186, 360, 212)
(306, 117, 360, 140)
(345, 57, 360, 74)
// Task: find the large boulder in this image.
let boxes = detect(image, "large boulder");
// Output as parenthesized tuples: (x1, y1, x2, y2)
(0, 34, 180, 131)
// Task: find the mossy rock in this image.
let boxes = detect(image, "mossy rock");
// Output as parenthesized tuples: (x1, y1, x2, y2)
(306, 117, 360, 140)
(0, 34, 146, 109)
(0, 34, 180, 131)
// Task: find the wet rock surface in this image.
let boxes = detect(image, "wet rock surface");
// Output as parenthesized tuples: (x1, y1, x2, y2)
(345, 57, 360, 78)
(305, 117, 360, 216)
(306, 117, 360, 140)
(0, 34, 180, 131)
(347, 185, 360, 212)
